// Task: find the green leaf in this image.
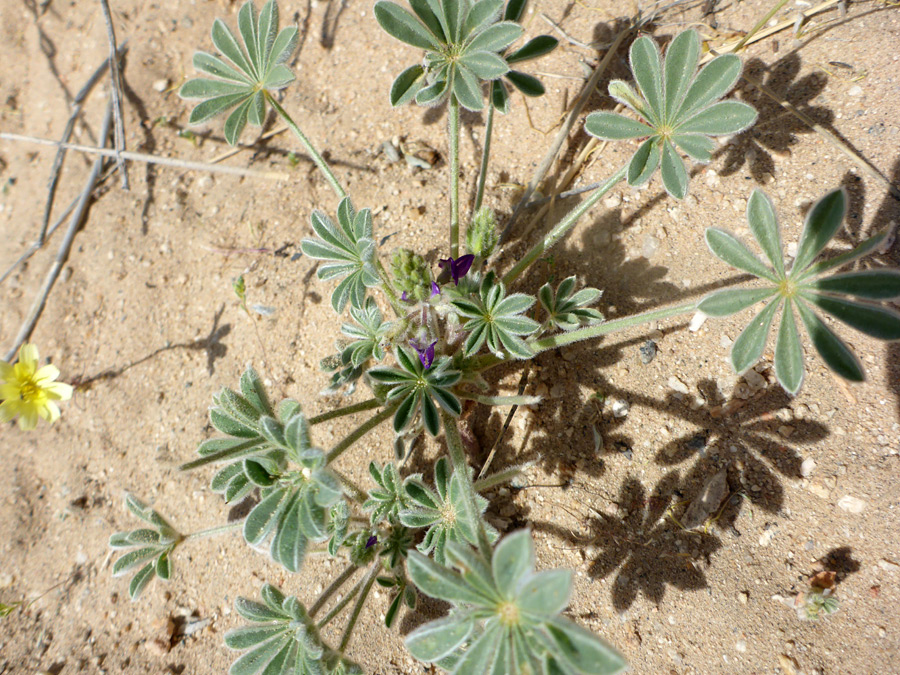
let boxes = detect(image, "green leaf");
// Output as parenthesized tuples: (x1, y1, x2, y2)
(798, 229, 891, 280)
(374, 1, 440, 50)
(211, 18, 255, 80)
(417, 76, 450, 105)
(393, 391, 419, 432)
(774, 301, 804, 395)
(421, 394, 441, 436)
(731, 297, 781, 374)
(410, 0, 446, 41)
(441, 0, 466, 43)
(244, 487, 290, 545)
(544, 617, 628, 675)
(155, 552, 171, 580)
(128, 562, 156, 600)
(676, 53, 741, 121)
(268, 26, 299, 67)
(505, 70, 544, 96)
(608, 79, 648, 119)
(676, 100, 758, 135)
(746, 189, 785, 278)
(795, 299, 864, 382)
(238, 1, 262, 79)
(806, 270, 900, 300)
(504, 0, 527, 21)
(801, 292, 900, 340)
(188, 92, 250, 124)
(467, 21, 523, 52)
(272, 497, 307, 572)
(519, 569, 571, 617)
(408, 551, 493, 605)
(491, 79, 510, 113)
(451, 621, 504, 673)
(584, 112, 653, 140)
(492, 529, 533, 597)
(698, 287, 776, 317)
(792, 188, 848, 276)
(180, 78, 249, 99)
(507, 35, 558, 63)
(229, 635, 291, 675)
(629, 35, 663, 125)
(390, 64, 426, 106)
(704, 228, 778, 282)
(226, 624, 288, 650)
(627, 137, 660, 187)
(405, 616, 474, 662)
(663, 29, 701, 122)
(453, 65, 486, 111)
(241, 368, 274, 416)
(113, 547, 160, 576)
(464, 0, 503, 36)
(673, 133, 714, 162)
(223, 96, 253, 146)
(461, 51, 509, 80)
(660, 139, 688, 199)
(235, 598, 287, 623)
(263, 64, 294, 89)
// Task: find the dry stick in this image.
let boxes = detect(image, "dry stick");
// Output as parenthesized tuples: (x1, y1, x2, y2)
(4, 100, 114, 362)
(477, 362, 530, 481)
(740, 68, 900, 201)
(0, 133, 291, 181)
(99, 0, 129, 189)
(210, 125, 288, 164)
(498, 25, 633, 244)
(39, 41, 128, 245)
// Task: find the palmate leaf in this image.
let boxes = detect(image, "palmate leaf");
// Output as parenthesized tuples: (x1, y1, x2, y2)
(701, 187, 900, 393)
(109, 494, 182, 600)
(301, 197, 381, 312)
(406, 531, 627, 674)
(537, 275, 603, 332)
(585, 28, 757, 199)
(180, 0, 299, 145)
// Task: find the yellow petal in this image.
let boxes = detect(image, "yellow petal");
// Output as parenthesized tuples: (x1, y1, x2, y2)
(0, 399, 20, 423)
(44, 381, 74, 401)
(0, 361, 14, 380)
(0, 382, 20, 400)
(34, 364, 60, 383)
(18, 405, 39, 430)
(18, 344, 39, 371)
(39, 400, 61, 423)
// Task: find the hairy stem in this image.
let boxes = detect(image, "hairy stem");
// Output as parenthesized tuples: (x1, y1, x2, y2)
(339, 563, 381, 653)
(502, 165, 627, 286)
(375, 257, 404, 316)
(265, 93, 346, 200)
(468, 300, 699, 372)
(449, 94, 461, 258)
(183, 520, 243, 541)
(441, 411, 493, 559)
(309, 564, 359, 618)
(325, 402, 399, 464)
(316, 571, 365, 629)
(308, 398, 381, 425)
(473, 103, 494, 216)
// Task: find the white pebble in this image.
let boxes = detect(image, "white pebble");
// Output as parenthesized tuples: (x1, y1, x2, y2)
(689, 311, 707, 332)
(667, 376, 690, 395)
(610, 399, 630, 418)
(800, 458, 816, 477)
(153, 78, 169, 92)
(837, 495, 866, 514)
(848, 85, 863, 96)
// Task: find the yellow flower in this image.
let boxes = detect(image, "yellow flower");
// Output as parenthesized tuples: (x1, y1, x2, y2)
(0, 343, 73, 430)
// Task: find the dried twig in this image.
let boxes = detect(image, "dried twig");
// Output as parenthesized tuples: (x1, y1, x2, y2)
(498, 24, 633, 244)
(4, 99, 114, 362)
(39, 41, 128, 245)
(99, 0, 129, 189)
(0, 133, 291, 181)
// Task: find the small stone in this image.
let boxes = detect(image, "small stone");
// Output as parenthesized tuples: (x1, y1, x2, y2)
(668, 376, 689, 395)
(778, 425, 795, 438)
(800, 458, 816, 477)
(689, 311, 707, 332)
(639, 340, 658, 364)
(719, 334, 732, 348)
(682, 468, 728, 529)
(744, 369, 767, 392)
(603, 193, 621, 208)
(808, 483, 830, 499)
(787, 241, 798, 258)
(735, 640, 747, 653)
(738, 591, 749, 604)
(610, 399, 630, 418)
(837, 495, 866, 514)
(758, 526, 776, 547)
(848, 85, 863, 96)
(152, 78, 169, 92)
(642, 234, 661, 258)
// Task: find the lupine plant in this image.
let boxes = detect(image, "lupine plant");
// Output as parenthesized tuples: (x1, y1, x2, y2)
(108, 1, 900, 673)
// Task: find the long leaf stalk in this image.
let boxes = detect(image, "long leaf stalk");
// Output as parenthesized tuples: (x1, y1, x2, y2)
(473, 103, 495, 215)
(325, 401, 400, 464)
(183, 520, 244, 541)
(338, 563, 381, 653)
(468, 299, 700, 372)
(265, 93, 347, 200)
(502, 165, 628, 286)
(308, 398, 381, 425)
(316, 568, 369, 629)
(449, 94, 461, 258)
(440, 410, 493, 559)
(309, 563, 360, 618)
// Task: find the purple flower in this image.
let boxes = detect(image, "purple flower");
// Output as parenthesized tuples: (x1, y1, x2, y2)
(409, 339, 437, 369)
(365, 535, 377, 549)
(401, 291, 409, 302)
(430, 281, 441, 297)
(438, 254, 475, 285)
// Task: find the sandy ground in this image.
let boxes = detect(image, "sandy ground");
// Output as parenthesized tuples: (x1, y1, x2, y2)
(1, 0, 899, 673)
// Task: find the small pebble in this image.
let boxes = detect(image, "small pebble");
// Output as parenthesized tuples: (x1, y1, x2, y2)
(837, 495, 866, 514)
(152, 78, 169, 92)
(689, 311, 707, 332)
(639, 339, 658, 364)
(848, 85, 863, 96)
(668, 376, 690, 395)
(800, 458, 816, 477)
(611, 399, 630, 418)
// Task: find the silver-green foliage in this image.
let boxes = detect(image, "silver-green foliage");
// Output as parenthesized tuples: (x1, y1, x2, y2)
(179, 0, 298, 145)
(109, 494, 181, 600)
(405, 530, 627, 674)
(538, 275, 604, 332)
(375, 0, 556, 110)
(585, 29, 757, 199)
(700, 187, 900, 394)
(301, 197, 380, 313)
(226, 583, 362, 675)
